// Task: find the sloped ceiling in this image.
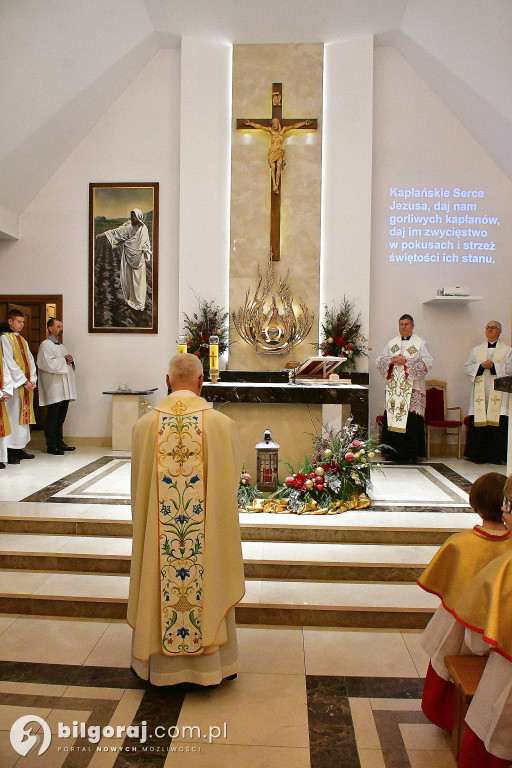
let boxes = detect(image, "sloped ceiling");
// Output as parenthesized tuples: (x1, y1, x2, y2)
(0, 0, 510, 238)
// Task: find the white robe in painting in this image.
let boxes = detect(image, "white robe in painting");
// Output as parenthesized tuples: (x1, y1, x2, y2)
(1, 333, 36, 450)
(36, 339, 77, 406)
(105, 208, 152, 311)
(128, 391, 245, 686)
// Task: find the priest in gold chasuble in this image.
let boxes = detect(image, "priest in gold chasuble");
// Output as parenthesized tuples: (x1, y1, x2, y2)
(464, 320, 512, 464)
(128, 354, 245, 686)
(376, 314, 433, 463)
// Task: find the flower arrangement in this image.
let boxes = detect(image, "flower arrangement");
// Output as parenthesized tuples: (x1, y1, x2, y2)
(239, 419, 382, 515)
(182, 297, 232, 371)
(317, 297, 369, 370)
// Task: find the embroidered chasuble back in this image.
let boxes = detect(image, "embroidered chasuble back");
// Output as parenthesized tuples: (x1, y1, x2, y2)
(157, 406, 205, 655)
(385, 334, 421, 433)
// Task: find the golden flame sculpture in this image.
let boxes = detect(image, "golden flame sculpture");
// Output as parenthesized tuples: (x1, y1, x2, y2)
(232, 254, 314, 354)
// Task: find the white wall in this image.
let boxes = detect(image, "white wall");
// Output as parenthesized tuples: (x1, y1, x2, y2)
(0, 49, 181, 439)
(321, 36, 373, 370)
(178, 37, 232, 322)
(370, 47, 512, 427)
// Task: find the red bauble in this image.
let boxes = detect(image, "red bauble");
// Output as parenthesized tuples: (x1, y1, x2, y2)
(285, 476, 295, 487)
(345, 452, 355, 461)
(315, 483, 324, 491)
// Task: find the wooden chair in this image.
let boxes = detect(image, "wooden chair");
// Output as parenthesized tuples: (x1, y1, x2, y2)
(425, 380, 463, 459)
(444, 655, 487, 758)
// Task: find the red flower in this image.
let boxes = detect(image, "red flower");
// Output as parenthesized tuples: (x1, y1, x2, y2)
(334, 336, 345, 347)
(347, 343, 354, 349)
(193, 350, 200, 357)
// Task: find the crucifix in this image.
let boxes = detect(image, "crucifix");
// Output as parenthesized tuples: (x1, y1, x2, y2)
(236, 83, 317, 261)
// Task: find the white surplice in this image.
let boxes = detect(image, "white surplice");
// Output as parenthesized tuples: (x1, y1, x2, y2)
(36, 339, 77, 406)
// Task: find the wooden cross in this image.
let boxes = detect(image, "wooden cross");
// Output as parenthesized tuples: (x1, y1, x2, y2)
(236, 83, 317, 261)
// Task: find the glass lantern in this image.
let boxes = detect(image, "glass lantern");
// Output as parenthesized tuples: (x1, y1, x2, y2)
(178, 335, 188, 354)
(255, 429, 280, 492)
(209, 335, 219, 383)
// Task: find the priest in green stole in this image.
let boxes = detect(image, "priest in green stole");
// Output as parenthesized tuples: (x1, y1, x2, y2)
(464, 320, 512, 464)
(376, 314, 433, 463)
(128, 354, 245, 685)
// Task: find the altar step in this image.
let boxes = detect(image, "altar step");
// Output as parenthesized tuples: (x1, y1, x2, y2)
(0, 514, 456, 546)
(0, 570, 438, 629)
(0, 534, 437, 583)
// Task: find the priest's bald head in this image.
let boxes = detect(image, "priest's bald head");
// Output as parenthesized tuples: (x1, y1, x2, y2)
(166, 354, 204, 395)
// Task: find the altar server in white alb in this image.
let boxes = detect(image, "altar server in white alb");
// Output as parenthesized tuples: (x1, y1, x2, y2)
(37, 318, 77, 455)
(0, 343, 13, 469)
(376, 314, 433, 464)
(128, 354, 245, 686)
(1, 309, 37, 465)
(95, 208, 152, 312)
(464, 320, 512, 464)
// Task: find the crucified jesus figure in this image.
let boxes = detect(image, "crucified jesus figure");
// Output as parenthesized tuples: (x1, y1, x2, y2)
(244, 117, 311, 194)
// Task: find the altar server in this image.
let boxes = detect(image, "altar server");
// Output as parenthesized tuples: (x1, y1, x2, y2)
(417, 472, 511, 732)
(128, 353, 245, 685)
(451, 481, 512, 767)
(464, 320, 512, 464)
(0, 343, 13, 469)
(37, 318, 77, 455)
(1, 310, 36, 464)
(376, 314, 433, 463)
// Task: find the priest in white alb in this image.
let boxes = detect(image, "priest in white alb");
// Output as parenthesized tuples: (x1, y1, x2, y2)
(376, 313, 433, 464)
(464, 320, 512, 464)
(0, 343, 13, 469)
(128, 354, 245, 686)
(37, 318, 77, 455)
(1, 309, 37, 464)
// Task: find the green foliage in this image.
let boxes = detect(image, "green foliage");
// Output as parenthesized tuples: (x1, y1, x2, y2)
(316, 297, 369, 370)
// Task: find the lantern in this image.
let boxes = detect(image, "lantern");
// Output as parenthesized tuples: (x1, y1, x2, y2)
(209, 335, 219, 383)
(255, 429, 280, 492)
(178, 335, 188, 354)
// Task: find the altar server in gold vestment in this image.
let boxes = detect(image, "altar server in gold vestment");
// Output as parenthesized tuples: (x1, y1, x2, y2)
(417, 472, 511, 733)
(450, 479, 512, 767)
(128, 354, 245, 686)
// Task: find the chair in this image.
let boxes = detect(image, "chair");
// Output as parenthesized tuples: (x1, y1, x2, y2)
(425, 380, 463, 459)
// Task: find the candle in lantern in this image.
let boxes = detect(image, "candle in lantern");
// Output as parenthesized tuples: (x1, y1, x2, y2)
(209, 335, 219, 383)
(178, 335, 188, 354)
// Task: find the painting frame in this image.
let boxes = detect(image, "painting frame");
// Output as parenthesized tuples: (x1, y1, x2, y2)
(89, 182, 159, 333)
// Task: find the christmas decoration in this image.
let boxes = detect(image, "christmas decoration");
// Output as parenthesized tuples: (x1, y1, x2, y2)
(316, 297, 369, 370)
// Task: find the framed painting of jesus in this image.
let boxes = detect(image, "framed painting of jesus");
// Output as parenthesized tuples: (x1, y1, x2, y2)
(89, 182, 159, 333)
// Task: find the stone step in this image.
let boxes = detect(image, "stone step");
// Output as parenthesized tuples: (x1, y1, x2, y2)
(0, 516, 457, 545)
(0, 571, 438, 629)
(0, 535, 437, 582)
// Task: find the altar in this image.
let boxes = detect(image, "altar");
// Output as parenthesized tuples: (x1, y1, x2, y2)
(202, 370, 369, 478)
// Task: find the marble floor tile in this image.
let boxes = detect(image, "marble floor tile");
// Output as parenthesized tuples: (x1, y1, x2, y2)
(0, 731, 19, 768)
(241, 541, 265, 559)
(45, 707, 93, 733)
(407, 749, 456, 767)
(349, 698, 380, 749)
(14, 735, 69, 768)
(0, 680, 67, 696)
(0, 703, 51, 730)
(83, 622, 133, 667)
(0, 534, 73, 552)
(304, 629, 420, 677)
(0, 617, 109, 665)
(370, 698, 423, 711)
(357, 748, 386, 768)
(0, 615, 19, 636)
(164, 743, 311, 767)
(174, 673, 309, 748)
(399, 722, 451, 750)
(62, 685, 125, 700)
(401, 631, 430, 677)
(236, 627, 305, 674)
(240, 580, 262, 603)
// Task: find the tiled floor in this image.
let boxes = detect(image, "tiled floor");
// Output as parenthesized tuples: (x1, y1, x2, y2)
(0, 446, 496, 766)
